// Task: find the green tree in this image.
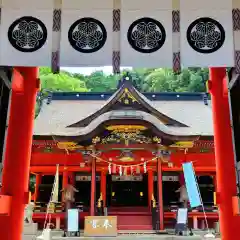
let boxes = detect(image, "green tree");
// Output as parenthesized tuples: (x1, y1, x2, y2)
(83, 71, 118, 92)
(38, 67, 208, 94)
(40, 72, 88, 92)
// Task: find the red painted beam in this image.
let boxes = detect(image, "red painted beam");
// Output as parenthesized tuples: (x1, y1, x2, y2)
(30, 166, 216, 173)
(31, 152, 215, 168)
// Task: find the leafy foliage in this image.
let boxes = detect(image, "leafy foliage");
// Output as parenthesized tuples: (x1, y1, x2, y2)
(39, 67, 209, 93)
(39, 67, 88, 92)
(35, 67, 209, 117)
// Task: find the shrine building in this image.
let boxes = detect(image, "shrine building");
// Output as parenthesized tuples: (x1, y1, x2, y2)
(31, 76, 218, 231)
(0, 0, 240, 238)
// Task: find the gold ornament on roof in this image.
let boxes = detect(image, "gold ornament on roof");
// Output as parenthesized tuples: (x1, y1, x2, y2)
(102, 125, 153, 145)
(119, 156, 134, 162)
(57, 142, 79, 150)
(170, 141, 194, 148)
(118, 88, 139, 104)
(153, 136, 161, 144)
(106, 125, 147, 132)
(92, 136, 101, 144)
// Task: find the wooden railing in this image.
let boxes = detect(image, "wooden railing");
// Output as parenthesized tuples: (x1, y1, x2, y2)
(34, 202, 63, 213)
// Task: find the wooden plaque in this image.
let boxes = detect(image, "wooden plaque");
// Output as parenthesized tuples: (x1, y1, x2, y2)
(84, 216, 117, 237)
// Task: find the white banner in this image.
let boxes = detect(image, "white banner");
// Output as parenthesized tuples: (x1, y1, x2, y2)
(121, 0, 172, 68)
(180, 0, 234, 67)
(0, 0, 238, 70)
(60, 0, 113, 67)
(0, 10, 53, 66)
(0, 0, 53, 66)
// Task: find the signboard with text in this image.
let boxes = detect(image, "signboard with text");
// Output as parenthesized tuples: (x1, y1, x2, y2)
(84, 216, 117, 237)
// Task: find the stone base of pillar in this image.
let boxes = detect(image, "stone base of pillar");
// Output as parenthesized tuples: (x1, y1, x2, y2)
(23, 223, 38, 235)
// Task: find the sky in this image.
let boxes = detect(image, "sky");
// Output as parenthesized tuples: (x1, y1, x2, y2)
(61, 66, 131, 75)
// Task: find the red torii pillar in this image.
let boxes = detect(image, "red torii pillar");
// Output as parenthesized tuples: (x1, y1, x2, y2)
(209, 67, 238, 239)
(0, 67, 39, 240)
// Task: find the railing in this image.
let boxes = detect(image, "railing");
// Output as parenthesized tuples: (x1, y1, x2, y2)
(34, 202, 64, 213)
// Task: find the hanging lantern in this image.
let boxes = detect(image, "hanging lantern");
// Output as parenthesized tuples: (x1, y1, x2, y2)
(143, 162, 147, 173)
(119, 166, 122, 176)
(108, 163, 112, 174)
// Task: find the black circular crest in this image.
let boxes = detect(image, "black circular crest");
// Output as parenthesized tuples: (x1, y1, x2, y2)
(186, 17, 225, 54)
(8, 16, 47, 52)
(127, 17, 166, 54)
(68, 17, 107, 53)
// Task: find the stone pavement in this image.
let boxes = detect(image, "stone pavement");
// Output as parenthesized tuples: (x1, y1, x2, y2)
(23, 234, 220, 240)
(23, 229, 220, 240)
(22, 237, 204, 240)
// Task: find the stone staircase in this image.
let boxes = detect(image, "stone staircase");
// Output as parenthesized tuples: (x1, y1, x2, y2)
(108, 206, 153, 231)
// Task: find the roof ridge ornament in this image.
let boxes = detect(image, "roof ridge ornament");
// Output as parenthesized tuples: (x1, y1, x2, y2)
(117, 72, 140, 105)
(118, 88, 139, 105)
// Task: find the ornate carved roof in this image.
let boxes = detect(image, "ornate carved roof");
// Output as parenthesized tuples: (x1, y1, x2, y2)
(67, 77, 188, 128)
(33, 77, 213, 145)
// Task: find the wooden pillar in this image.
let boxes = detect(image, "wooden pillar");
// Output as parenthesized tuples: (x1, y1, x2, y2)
(179, 172, 185, 185)
(212, 175, 217, 206)
(101, 171, 106, 207)
(68, 172, 75, 186)
(157, 158, 164, 230)
(34, 174, 42, 203)
(209, 67, 238, 239)
(0, 67, 38, 240)
(71, 172, 76, 186)
(62, 170, 68, 201)
(90, 158, 96, 216)
(148, 169, 154, 208)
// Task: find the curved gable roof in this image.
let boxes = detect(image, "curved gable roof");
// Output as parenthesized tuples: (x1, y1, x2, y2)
(67, 80, 188, 128)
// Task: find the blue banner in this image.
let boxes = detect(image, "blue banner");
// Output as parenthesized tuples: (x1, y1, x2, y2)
(182, 162, 202, 208)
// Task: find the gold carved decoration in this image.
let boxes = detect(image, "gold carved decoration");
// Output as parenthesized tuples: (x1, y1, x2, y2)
(153, 136, 161, 144)
(152, 194, 156, 208)
(97, 193, 103, 207)
(106, 125, 147, 132)
(170, 141, 194, 148)
(119, 157, 134, 162)
(57, 142, 79, 150)
(118, 88, 139, 105)
(92, 136, 101, 144)
(91, 125, 163, 146)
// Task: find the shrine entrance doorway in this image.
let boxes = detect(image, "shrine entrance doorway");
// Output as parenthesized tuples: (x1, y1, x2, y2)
(106, 174, 148, 207)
